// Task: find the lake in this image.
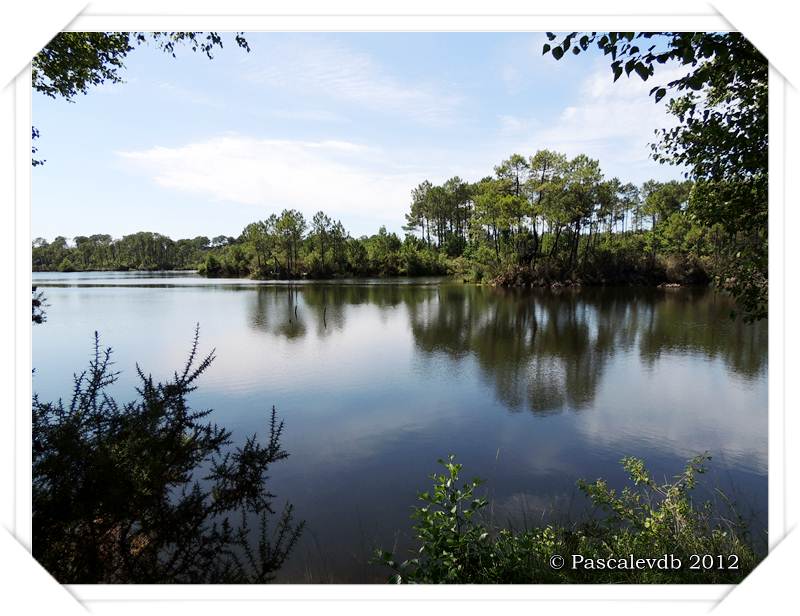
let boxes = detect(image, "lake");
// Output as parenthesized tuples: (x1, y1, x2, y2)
(32, 271, 768, 582)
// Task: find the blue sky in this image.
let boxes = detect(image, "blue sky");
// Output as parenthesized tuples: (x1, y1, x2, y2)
(32, 32, 687, 241)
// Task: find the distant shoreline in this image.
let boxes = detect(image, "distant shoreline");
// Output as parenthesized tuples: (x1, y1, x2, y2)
(32, 268, 708, 290)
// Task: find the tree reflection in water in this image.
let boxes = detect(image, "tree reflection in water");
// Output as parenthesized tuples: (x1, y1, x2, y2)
(247, 283, 766, 416)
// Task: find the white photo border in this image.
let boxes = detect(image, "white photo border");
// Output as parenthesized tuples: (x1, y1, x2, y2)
(6, 5, 789, 611)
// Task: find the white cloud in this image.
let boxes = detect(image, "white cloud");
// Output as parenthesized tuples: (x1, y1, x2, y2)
(500, 64, 522, 93)
(157, 81, 221, 108)
(497, 32, 565, 94)
(262, 108, 348, 123)
(242, 38, 461, 125)
(498, 63, 690, 183)
(497, 114, 541, 136)
(577, 356, 767, 474)
(117, 135, 425, 234)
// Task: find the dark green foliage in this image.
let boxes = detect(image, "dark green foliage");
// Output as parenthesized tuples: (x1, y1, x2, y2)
(32, 232, 212, 272)
(32, 286, 47, 324)
(197, 217, 448, 279)
(32, 327, 303, 583)
(543, 31, 767, 320)
(32, 127, 44, 167)
(33, 32, 133, 101)
(419, 155, 716, 289)
(198, 250, 250, 278)
(378, 455, 759, 584)
(35, 161, 731, 303)
(33, 32, 249, 101)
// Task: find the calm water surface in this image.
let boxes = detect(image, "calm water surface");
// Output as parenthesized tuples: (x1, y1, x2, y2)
(32, 271, 768, 582)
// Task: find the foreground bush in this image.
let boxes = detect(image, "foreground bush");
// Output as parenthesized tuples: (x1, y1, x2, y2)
(378, 455, 760, 583)
(32, 327, 304, 583)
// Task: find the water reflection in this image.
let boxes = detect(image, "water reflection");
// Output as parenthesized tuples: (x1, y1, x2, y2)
(247, 284, 438, 339)
(243, 283, 766, 417)
(32, 274, 768, 582)
(250, 286, 308, 339)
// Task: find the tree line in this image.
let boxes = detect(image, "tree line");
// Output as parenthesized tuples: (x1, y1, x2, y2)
(31, 216, 447, 278)
(542, 32, 767, 321)
(33, 149, 723, 291)
(402, 151, 710, 285)
(32, 232, 230, 272)
(31, 31, 766, 320)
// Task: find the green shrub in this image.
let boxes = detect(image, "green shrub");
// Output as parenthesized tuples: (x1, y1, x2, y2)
(33, 328, 303, 583)
(57, 256, 76, 272)
(378, 454, 760, 583)
(199, 253, 222, 277)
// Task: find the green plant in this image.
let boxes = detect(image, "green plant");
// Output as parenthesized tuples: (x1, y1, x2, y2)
(379, 454, 760, 583)
(32, 326, 304, 583)
(575, 454, 759, 581)
(32, 286, 47, 324)
(376, 456, 489, 583)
